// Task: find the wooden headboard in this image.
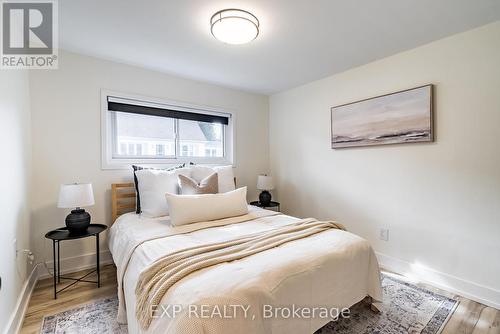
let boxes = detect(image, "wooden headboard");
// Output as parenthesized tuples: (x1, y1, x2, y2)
(111, 177, 237, 223)
(111, 182, 136, 223)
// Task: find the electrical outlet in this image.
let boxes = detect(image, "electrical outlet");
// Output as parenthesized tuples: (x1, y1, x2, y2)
(379, 229, 389, 241)
(13, 239, 17, 257)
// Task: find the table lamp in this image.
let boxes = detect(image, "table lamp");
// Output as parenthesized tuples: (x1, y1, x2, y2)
(57, 183, 95, 233)
(257, 175, 274, 206)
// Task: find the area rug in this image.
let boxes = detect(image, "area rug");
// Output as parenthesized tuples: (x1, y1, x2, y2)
(40, 298, 127, 334)
(40, 273, 458, 334)
(315, 274, 459, 334)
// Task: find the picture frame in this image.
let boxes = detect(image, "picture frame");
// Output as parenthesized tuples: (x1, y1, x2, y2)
(331, 84, 434, 148)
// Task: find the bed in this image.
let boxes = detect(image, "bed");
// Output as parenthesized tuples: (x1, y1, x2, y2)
(108, 182, 382, 334)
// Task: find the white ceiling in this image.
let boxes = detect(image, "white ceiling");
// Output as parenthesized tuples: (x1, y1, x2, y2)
(60, 0, 500, 95)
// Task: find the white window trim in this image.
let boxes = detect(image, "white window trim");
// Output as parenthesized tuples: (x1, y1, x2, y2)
(101, 89, 235, 170)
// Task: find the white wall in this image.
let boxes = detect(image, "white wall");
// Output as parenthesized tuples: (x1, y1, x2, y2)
(29, 50, 269, 271)
(0, 71, 32, 332)
(270, 22, 500, 306)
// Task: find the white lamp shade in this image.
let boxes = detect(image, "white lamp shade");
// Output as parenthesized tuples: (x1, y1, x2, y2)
(57, 183, 95, 208)
(257, 175, 274, 191)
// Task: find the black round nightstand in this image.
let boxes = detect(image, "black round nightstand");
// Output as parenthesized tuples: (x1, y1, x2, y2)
(249, 201, 280, 211)
(45, 224, 107, 299)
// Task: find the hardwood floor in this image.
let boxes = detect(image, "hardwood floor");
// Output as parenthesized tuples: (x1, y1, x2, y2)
(21, 266, 499, 334)
(20, 265, 117, 334)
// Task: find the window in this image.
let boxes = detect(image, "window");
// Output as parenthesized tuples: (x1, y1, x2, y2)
(113, 112, 175, 158)
(102, 91, 234, 169)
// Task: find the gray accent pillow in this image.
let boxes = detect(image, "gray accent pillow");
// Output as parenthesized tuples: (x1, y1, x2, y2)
(178, 173, 219, 195)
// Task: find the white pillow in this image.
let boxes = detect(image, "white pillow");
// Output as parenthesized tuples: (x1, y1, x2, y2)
(190, 166, 215, 183)
(165, 187, 249, 226)
(214, 166, 236, 193)
(136, 168, 190, 217)
(190, 165, 235, 193)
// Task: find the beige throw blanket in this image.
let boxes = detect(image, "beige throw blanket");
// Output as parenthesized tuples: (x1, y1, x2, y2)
(135, 218, 345, 330)
(110, 207, 281, 323)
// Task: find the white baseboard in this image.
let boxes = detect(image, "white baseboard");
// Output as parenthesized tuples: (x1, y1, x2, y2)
(376, 252, 500, 310)
(37, 250, 113, 279)
(3, 265, 38, 334)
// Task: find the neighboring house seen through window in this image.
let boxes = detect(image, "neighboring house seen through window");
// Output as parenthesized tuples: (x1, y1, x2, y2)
(102, 92, 233, 168)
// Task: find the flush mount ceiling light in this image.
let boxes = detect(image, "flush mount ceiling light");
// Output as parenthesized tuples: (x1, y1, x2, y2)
(210, 9, 259, 45)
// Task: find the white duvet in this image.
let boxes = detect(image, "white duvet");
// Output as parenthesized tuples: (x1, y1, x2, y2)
(109, 206, 382, 334)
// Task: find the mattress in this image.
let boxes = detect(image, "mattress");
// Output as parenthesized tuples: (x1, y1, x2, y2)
(108, 206, 382, 334)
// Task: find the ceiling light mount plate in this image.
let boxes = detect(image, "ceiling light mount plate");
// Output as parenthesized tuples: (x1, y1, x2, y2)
(210, 8, 259, 45)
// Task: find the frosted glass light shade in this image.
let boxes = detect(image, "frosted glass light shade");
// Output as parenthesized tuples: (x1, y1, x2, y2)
(257, 175, 274, 190)
(57, 183, 95, 208)
(211, 9, 259, 45)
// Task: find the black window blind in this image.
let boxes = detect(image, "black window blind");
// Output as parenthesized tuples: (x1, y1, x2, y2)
(108, 100, 229, 125)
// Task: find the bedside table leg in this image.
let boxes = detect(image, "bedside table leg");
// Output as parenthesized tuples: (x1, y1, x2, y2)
(57, 240, 61, 283)
(52, 240, 57, 299)
(96, 234, 100, 288)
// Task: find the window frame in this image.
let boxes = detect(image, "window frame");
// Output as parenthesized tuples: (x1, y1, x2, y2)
(101, 90, 235, 170)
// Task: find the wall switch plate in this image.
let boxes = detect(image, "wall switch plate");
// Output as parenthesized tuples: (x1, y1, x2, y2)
(13, 239, 17, 257)
(379, 228, 389, 241)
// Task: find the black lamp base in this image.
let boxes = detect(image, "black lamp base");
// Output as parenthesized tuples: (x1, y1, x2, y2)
(65, 208, 91, 233)
(259, 190, 272, 207)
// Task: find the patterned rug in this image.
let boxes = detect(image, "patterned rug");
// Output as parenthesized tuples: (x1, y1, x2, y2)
(40, 298, 127, 334)
(41, 273, 458, 334)
(315, 274, 459, 334)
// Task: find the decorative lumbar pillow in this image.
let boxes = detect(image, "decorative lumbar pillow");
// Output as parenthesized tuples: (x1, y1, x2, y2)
(178, 173, 219, 195)
(135, 167, 190, 217)
(165, 187, 249, 226)
(189, 165, 236, 193)
(133, 164, 185, 214)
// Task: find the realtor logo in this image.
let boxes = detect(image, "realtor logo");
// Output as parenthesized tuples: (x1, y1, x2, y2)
(1, 0, 58, 69)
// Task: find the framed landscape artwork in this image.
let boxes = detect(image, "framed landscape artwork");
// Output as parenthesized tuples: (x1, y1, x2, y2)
(331, 84, 433, 148)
